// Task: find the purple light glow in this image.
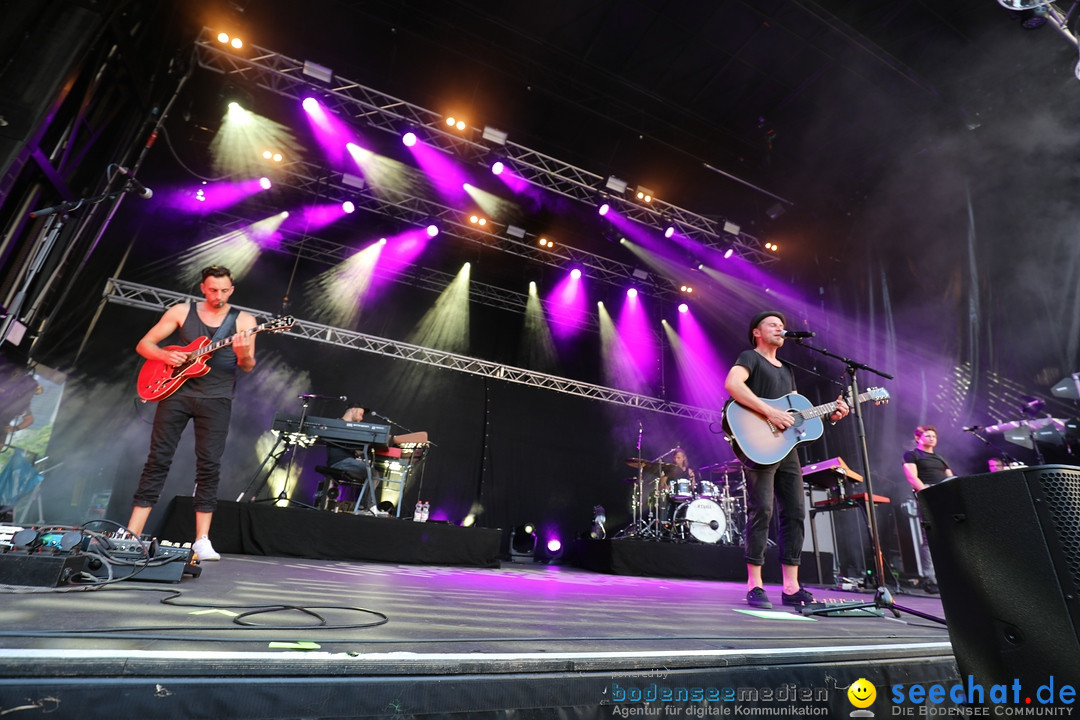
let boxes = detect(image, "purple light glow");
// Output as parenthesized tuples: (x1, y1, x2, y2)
(598, 203, 610, 216)
(291, 202, 355, 232)
(678, 303, 689, 313)
(670, 309, 728, 410)
(301, 97, 365, 167)
(570, 268, 582, 280)
(626, 288, 638, 298)
(616, 288, 658, 387)
(546, 271, 588, 340)
(426, 224, 440, 238)
(546, 538, 562, 553)
(490, 163, 532, 194)
(404, 137, 470, 203)
(402, 132, 417, 147)
(165, 178, 267, 214)
(259, 177, 272, 190)
(723, 247, 735, 259)
(665, 226, 675, 238)
(491, 161, 504, 175)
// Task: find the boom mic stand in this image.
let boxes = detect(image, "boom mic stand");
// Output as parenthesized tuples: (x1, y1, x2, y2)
(792, 338, 945, 624)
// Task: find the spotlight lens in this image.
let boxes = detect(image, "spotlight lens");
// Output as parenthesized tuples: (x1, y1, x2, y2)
(723, 248, 734, 259)
(259, 177, 272, 190)
(342, 201, 355, 214)
(491, 161, 504, 176)
(272, 153, 282, 162)
(426, 224, 439, 237)
(546, 539, 562, 553)
(217, 32, 230, 44)
(598, 203, 610, 216)
(402, 132, 417, 147)
(665, 226, 675, 238)
(456, 120, 466, 131)
(570, 268, 582, 280)
(302, 97, 319, 113)
(445, 117, 456, 126)
(230, 37, 243, 49)
(627, 288, 638, 298)
(262, 150, 273, 160)
(678, 303, 689, 313)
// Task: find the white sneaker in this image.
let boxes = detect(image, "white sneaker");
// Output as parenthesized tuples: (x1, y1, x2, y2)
(191, 537, 220, 561)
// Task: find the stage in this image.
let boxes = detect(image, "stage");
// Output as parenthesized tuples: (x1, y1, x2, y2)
(0, 504, 960, 719)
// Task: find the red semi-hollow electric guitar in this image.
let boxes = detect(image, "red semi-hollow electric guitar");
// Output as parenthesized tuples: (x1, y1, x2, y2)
(136, 316, 294, 402)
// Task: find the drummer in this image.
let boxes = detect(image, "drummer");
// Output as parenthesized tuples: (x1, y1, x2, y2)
(660, 448, 697, 498)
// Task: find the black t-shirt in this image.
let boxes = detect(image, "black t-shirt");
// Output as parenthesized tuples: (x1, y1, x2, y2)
(903, 448, 951, 486)
(734, 349, 797, 400)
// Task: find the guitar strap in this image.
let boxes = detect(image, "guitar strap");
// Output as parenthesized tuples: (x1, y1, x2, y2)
(200, 301, 240, 343)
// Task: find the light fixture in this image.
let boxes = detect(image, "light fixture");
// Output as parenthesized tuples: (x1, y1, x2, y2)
(538, 237, 554, 248)
(302, 60, 333, 84)
(632, 268, 649, 280)
(680, 285, 693, 293)
(426, 224, 440, 237)
(664, 226, 675, 238)
(468, 214, 488, 227)
(342, 201, 355, 214)
(598, 203, 610, 216)
(342, 172, 366, 190)
(491, 160, 505, 175)
(723, 220, 741, 236)
(506, 224, 526, 239)
(635, 185, 654, 203)
(482, 126, 508, 145)
(678, 303, 689, 313)
(591, 505, 607, 540)
(723, 247, 735, 259)
(570, 268, 582, 280)
(402, 131, 418, 147)
(509, 523, 537, 562)
(626, 288, 637, 299)
(765, 242, 778, 252)
(445, 116, 467, 131)
(605, 176, 628, 194)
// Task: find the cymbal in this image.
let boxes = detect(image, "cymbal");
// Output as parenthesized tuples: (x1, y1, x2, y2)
(625, 457, 651, 469)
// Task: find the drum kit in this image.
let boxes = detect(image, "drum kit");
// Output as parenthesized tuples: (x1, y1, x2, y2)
(619, 457, 747, 545)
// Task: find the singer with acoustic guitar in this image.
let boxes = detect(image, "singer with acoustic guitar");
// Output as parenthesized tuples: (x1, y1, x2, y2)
(126, 265, 256, 561)
(723, 310, 849, 610)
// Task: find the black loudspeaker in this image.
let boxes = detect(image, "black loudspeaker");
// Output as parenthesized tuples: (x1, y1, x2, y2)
(919, 464, 1080, 687)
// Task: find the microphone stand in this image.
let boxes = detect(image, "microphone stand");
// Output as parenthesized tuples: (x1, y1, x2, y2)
(791, 338, 945, 625)
(962, 427, 1024, 466)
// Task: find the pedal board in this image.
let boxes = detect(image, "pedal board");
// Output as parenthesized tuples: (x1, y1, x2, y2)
(83, 537, 200, 583)
(798, 600, 885, 618)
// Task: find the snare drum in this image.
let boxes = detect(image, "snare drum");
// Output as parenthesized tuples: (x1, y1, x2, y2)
(669, 477, 694, 501)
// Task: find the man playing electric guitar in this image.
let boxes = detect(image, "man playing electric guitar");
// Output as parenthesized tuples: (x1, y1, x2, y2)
(126, 265, 256, 561)
(724, 310, 849, 610)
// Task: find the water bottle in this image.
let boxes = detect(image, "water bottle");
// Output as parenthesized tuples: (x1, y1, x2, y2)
(413, 501, 423, 521)
(420, 501, 430, 522)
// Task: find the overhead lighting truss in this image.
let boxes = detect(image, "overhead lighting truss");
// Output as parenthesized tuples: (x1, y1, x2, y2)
(103, 278, 720, 422)
(193, 27, 776, 265)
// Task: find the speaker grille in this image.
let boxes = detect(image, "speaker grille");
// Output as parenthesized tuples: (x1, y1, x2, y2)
(1034, 466, 1080, 597)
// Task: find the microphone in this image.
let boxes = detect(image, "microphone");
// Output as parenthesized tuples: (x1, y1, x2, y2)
(962, 425, 982, 432)
(116, 166, 153, 199)
(781, 330, 815, 339)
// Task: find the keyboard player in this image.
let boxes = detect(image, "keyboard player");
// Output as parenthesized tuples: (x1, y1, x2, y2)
(321, 405, 377, 511)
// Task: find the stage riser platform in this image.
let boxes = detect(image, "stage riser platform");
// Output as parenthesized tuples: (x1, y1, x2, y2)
(159, 496, 502, 567)
(575, 538, 834, 585)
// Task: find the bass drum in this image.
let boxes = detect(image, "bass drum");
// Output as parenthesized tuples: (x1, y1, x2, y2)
(673, 498, 726, 544)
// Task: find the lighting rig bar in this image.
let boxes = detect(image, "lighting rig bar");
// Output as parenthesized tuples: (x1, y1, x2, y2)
(103, 278, 720, 422)
(192, 28, 776, 265)
(273, 157, 679, 299)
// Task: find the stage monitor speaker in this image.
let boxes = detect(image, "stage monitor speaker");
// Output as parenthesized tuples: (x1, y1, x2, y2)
(919, 464, 1080, 687)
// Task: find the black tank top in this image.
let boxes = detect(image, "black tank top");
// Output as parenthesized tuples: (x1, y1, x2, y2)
(177, 301, 239, 399)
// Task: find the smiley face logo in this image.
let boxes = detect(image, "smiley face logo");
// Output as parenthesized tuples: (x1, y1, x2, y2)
(847, 678, 877, 708)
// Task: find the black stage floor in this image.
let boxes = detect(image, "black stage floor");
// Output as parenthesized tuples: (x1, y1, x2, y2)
(0, 520, 961, 719)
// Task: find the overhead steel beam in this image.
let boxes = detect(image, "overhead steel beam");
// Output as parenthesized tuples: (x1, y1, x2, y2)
(103, 277, 721, 423)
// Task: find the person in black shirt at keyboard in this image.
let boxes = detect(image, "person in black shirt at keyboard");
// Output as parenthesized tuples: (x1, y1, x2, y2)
(126, 265, 256, 561)
(902, 425, 954, 593)
(322, 405, 377, 512)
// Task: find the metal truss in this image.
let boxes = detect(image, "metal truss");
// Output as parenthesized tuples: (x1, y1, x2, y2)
(270, 157, 679, 299)
(103, 278, 721, 423)
(192, 28, 777, 266)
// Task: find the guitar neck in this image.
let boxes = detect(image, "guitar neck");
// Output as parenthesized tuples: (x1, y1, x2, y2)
(190, 322, 268, 360)
(799, 391, 876, 420)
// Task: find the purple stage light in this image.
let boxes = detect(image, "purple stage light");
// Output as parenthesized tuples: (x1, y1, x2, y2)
(426, 224, 440, 237)
(342, 201, 355, 214)
(678, 303, 688, 313)
(546, 538, 562, 553)
(665, 226, 675, 238)
(570, 268, 582, 280)
(491, 161, 504, 175)
(598, 203, 610, 216)
(402, 131, 417, 147)
(626, 288, 638, 298)
(723, 247, 735, 259)
(301, 97, 319, 113)
(258, 177, 272, 190)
